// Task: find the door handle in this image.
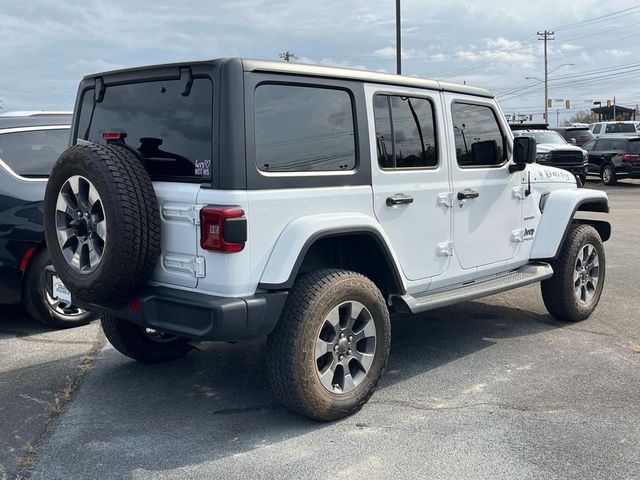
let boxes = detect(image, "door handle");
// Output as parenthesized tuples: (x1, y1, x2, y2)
(386, 194, 414, 206)
(457, 189, 480, 201)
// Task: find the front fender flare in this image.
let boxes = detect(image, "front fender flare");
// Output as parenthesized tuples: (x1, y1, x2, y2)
(257, 213, 406, 293)
(530, 188, 609, 260)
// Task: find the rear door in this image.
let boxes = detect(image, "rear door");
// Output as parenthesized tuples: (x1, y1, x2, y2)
(366, 84, 451, 281)
(75, 75, 214, 288)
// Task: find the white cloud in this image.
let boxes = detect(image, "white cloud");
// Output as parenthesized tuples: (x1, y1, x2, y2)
(605, 48, 630, 57)
(560, 44, 581, 52)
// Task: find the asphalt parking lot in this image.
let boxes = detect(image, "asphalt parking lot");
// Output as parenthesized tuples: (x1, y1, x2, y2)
(1, 180, 639, 480)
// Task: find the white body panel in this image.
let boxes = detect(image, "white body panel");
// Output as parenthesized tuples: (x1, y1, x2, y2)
(248, 186, 378, 288)
(150, 182, 200, 288)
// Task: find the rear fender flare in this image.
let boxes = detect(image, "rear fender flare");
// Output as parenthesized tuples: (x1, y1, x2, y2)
(257, 213, 406, 293)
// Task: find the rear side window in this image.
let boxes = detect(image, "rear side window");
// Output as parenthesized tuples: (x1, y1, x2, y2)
(254, 84, 356, 172)
(592, 124, 602, 134)
(0, 128, 69, 177)
(451, 102, 506, 167)
(77, 78, 213, 181)
(373, 94, 437, 169)
(627, 140, 640, 153)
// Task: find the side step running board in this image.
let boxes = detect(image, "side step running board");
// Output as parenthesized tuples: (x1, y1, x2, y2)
(396, 263, 554, 314)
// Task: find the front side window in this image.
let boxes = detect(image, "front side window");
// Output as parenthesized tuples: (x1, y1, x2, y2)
(451, 102, 506, 167)
(77, 78, 213, 180)
(254, 84, 356, 172)
(582, 139, 596, 151)
(373, 94, 437, 169)
(0, 128, 69, 177)
(592, 124, 602, 134)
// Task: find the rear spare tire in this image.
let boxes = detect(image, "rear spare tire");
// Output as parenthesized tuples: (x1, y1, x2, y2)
(43, 143, 161, 304)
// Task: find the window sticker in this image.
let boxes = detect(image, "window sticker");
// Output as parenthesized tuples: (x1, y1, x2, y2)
(194, 159, 211, 176)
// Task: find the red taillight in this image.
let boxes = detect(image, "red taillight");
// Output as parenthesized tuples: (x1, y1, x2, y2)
(129, 299, 141, 313)
(199, 206, 246, 252)
(19, 246, 37, 271)
(622, 154, 640, 161)
(102, 132, 126, 141)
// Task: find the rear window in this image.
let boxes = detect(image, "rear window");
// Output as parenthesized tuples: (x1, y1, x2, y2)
(627, 140, 640, 153)
(605, 123, 637, 133)
(563, 129, 594, 142)
(77, 78, 213, 181)
(0, 128, 69, 177)
(254, 84, 356, 172)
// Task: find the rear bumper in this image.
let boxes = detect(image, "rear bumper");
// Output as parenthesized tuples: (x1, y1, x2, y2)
(43, 268, 287, 341)
(83, 287, 287, 341)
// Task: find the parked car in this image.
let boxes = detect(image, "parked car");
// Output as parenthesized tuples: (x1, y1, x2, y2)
(551, 126, 594, 146)
(0, 112, 97, 327)
(589, 121, 640, 138)
(43, 59, 609, 420)
(512, 129, 588, 183)
(582, 136, 640, 185)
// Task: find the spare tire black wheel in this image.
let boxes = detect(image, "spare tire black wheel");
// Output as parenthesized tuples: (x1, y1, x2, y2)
(43, 143, 161, 304)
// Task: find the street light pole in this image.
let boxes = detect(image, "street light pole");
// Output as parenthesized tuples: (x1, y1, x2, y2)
(396, 0, 401, 75)
(537, 30, 554, 123)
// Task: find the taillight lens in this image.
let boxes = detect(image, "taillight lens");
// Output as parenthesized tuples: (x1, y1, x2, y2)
(199, 206, 246, 252)
(622, 154, 640, 161)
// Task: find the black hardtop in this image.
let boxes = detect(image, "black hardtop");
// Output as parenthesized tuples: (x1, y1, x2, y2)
(78, 57, 493, 98)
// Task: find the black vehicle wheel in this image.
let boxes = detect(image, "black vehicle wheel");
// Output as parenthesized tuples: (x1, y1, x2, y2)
(101, 316, 192, 364)
(267, 269, 391, 421)
(22, 249, 97, 328)
(43, 143, 161, 304)
(601, 164, 617, 185)
(541, 224, 605, 322)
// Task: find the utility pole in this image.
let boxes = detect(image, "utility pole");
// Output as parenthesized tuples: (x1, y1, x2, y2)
(279, 51, 297, 62)
(537, 30, 554, 124)
(613, 96, 616, 120)
(396, 0, 401, 75)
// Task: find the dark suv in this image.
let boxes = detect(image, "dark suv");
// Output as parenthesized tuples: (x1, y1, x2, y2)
(551, 126, 594, 147)
(582, 136, 640, 185)
(0, 112, 96, 327)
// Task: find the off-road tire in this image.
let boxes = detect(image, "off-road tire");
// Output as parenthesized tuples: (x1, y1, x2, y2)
(266, 269, 391, 421)
(43, 143, 160, 303)
(22, 249, 97, 328)
(541, 224, 605, 322)
(101, 315, 192, 364)
(601, 163, 617, 185)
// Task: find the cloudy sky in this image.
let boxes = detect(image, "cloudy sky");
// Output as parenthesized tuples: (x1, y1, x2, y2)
(2, 0, 640, 124)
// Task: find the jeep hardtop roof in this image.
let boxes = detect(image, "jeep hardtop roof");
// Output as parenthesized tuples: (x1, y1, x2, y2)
(79, 57, 493, 99)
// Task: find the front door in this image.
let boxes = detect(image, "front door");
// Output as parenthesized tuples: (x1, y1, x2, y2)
(445, 95, 522, 270)
(366, 85, 451, 282)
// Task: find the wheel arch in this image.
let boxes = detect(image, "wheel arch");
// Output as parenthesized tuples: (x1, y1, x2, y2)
(258, 216, 406, 298)
(530, 189, 610, 260)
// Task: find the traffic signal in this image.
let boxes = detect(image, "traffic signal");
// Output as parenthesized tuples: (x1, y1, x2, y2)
(547, 99, 553, 108)
(607, 100, 612, 108)
(565, 100, 571, 109)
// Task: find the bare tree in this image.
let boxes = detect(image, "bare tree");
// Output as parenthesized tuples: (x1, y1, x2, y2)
(563, 110, 598, 125)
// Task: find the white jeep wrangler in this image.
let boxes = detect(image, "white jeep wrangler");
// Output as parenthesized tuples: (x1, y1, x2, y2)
(43, 59, 610, 421)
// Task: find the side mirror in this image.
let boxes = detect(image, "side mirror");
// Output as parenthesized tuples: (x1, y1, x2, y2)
(569, 138, 577, 145)
(510, 136, 536, 173)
